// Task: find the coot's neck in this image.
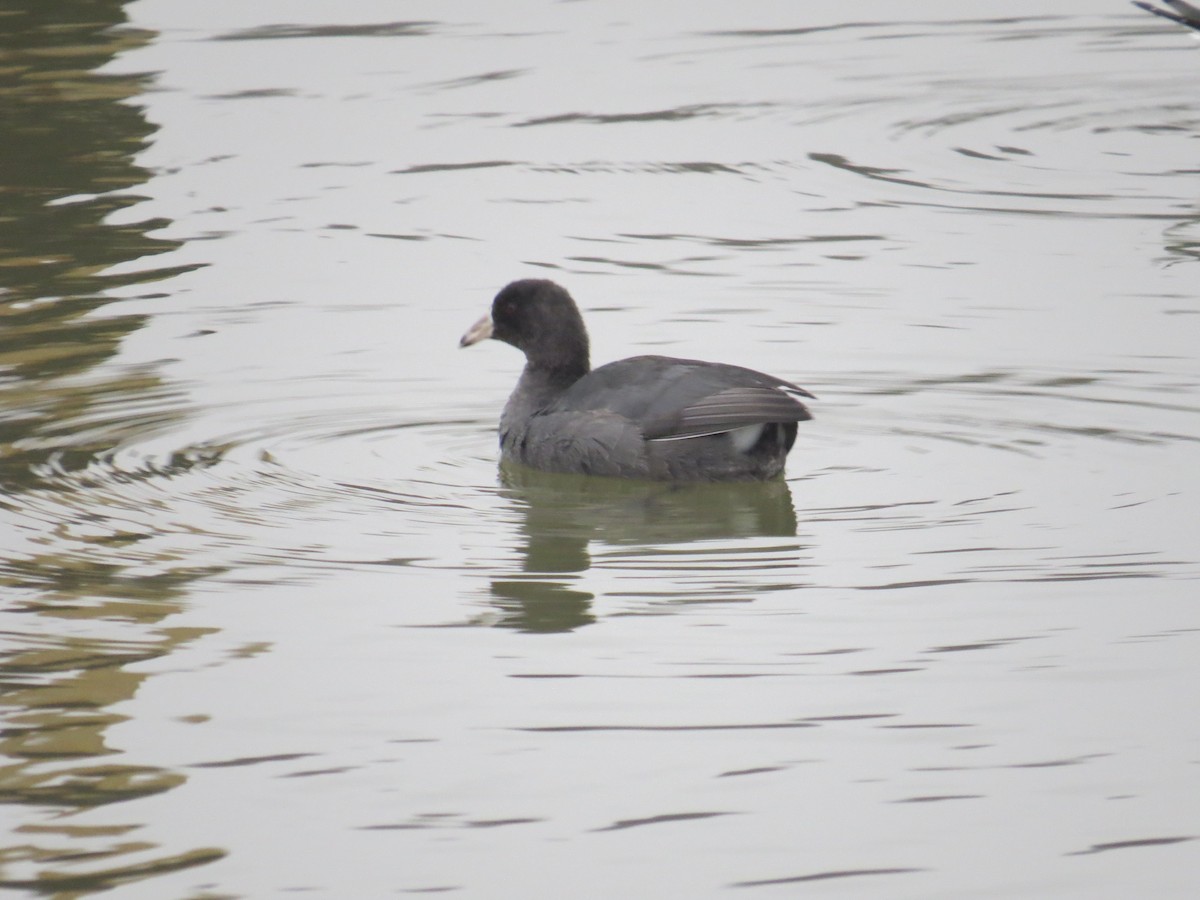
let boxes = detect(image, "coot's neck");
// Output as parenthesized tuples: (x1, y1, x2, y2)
(513, 326, 590, 409)
(500, 359, 588, 442)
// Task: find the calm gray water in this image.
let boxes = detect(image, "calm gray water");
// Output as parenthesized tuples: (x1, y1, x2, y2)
(2, 1, 1199, 897)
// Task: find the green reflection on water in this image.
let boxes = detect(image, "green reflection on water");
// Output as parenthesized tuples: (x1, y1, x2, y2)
(0, 2, 204, 487)
(0, 5, 180, 306)
(0, 3, 223, 895)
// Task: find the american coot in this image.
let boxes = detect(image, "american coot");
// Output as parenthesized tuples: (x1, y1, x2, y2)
(460, 279, 814, 482)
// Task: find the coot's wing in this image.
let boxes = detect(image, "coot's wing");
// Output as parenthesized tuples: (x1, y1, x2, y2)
(644, 385, 812, 441)
(547, 355, 812, 442)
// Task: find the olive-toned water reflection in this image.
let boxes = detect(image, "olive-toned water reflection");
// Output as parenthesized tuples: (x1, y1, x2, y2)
(489, 464, 800, 632)
(0, 587, 224, 895)
(0, 1, 201, 487)
(0, 2, 224, 894)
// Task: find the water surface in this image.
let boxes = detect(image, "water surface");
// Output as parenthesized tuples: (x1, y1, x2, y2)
(2, 1, 1199, 897)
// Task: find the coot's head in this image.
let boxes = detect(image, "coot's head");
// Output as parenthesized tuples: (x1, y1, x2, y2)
(460, 279, 590, 372)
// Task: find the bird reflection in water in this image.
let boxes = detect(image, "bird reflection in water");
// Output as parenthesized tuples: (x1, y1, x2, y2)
(485, 464, 801, 632)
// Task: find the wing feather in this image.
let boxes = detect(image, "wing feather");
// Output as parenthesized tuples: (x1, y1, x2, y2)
(645, 386, 811, 441)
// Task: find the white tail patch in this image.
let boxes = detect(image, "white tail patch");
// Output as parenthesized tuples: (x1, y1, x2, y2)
(727, 424, 764, 453)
